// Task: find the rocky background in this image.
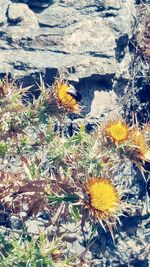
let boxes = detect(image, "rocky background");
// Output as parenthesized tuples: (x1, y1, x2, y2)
(0, 0, 137, 118)
(0, 1, 150, 267)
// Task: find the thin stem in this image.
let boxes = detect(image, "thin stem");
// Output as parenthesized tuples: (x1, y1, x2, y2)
(47, 194, 80, 203)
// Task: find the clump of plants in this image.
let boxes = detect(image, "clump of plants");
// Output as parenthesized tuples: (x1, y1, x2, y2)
(0, 75, 149, 265)
(0, 231, 72, 267)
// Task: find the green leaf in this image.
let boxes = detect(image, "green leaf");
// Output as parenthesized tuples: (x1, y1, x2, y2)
(71, 206, 80, 223)
(0, 141, 8, 158)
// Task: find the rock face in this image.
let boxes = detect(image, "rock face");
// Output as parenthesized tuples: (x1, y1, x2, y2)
(0, 0, 136, 116)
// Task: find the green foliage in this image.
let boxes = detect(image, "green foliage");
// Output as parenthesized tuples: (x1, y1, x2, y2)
(0, 75, 149, 265)
(0, 232, 72, 267)
(0, 141, 8, 158)
(71, 206, 81, 223)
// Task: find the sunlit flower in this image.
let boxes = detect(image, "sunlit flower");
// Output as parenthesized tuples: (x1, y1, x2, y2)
(86, 177, 126, 234)
(105, 120, 129, 144)
(54, 79, 80, 113)
(131, 128, 150, 162)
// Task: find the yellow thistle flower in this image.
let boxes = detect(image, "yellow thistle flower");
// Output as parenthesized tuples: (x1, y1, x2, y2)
(86, 177, 125, 234)
(105, 120, 129, 144)
(54, 79, 80, 113)
(131, 128, 150, 162)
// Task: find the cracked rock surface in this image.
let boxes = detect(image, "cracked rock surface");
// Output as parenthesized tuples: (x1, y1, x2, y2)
(0, 0, 136, 117)
(1, 0, 135, 82)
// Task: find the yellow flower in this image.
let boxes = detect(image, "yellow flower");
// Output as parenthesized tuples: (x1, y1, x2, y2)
(54, 79, 80, 113)
(86, 177, 124, 233)
(131, 128, 150, 162)
(105, 120, 129, 143)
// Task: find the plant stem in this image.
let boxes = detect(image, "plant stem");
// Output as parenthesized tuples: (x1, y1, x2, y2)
(47, 194, 80, 203)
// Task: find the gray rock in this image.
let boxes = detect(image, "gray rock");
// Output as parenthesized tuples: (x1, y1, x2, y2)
(9, 215, 23, 229)
(0, 0, 136, 117)
(0, 0, 9, 26)
(8, 3, 39, 27)
(25, 219, 45, 234)
(38, 5, 79, 28)
(0, 0, 135, 77)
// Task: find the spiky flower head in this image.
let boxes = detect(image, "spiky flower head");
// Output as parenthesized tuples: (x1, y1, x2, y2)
(131, 128, 150, 162)
(105, 120, 129, 144)
(86, 177, 126, 233)
(54, 79, 80, 113)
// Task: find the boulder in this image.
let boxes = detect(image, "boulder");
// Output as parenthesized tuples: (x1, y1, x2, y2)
(8, 3, 39, 27)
